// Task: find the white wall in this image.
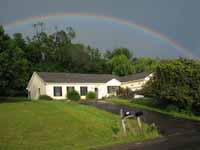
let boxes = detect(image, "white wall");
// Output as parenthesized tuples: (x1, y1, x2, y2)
(26, 72, 46, 100)
(45, 79, 122, 100)
(45, 83, 106, 99)
(121, 79, 144, 91)
(106, 78, 121, 96)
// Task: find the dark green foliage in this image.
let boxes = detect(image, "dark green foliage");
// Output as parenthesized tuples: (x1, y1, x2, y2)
(165, 105, 180, 112)
(132, 57, 160, 73)
(0, 25, 10, 53)
(0, 45, 29, 96)
(105, 47, 133, 59)
(142, 58, 200, 113)
(39, 95, 53, 100)
(86, 91, 96, 100)
(117, 87, 135, 99)
(67, 90, 80, 101)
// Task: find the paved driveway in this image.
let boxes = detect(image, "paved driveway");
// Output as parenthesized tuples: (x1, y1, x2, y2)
(81, 101, 200, 150)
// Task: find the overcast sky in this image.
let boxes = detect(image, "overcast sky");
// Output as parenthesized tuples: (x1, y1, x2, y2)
(0, 0, 199, 58)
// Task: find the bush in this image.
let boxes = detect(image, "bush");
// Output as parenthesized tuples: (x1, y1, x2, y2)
(86, 92, 96, 100)
(67, 90, 80, 101)
(39, 95, 53, 100)
(165, 104, 180, 112)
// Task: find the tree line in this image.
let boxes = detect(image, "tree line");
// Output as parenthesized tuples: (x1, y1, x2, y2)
(141, 58, 200, 114)
(0, 24, 160, 96)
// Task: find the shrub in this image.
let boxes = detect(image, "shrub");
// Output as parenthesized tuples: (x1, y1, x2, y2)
(86, 91, 96, 100)
(67, 90, 80, 101)
(165, 104, 179, 112)
(39, 95, 53, 100)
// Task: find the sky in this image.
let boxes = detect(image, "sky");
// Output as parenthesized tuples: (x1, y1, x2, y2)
(0, 0, 199, 58)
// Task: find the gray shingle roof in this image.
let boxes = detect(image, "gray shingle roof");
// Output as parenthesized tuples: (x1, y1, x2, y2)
(37, 72, 117, 83)
(36, 72, 150, 83)
(118, 72, 150, 82)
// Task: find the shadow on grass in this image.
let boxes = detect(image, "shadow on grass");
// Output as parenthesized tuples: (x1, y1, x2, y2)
(0, 97, 31, 103)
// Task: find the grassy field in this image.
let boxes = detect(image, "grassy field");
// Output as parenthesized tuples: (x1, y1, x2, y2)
(0, 99, 159, 150)
(108, 97, 200, 121)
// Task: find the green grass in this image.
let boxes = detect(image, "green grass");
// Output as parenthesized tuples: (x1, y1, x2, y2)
(0, 99, 159, 150)
(108, 97, 200, 121)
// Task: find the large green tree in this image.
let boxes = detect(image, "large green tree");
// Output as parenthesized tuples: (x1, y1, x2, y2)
(0, 45, 29, 96)
(108, 54, 134, 76)
(0, 25, 10, 53)
(105, 47, 133, 59)
(132, 57, 160, 73)
(142, 58, 200, 112)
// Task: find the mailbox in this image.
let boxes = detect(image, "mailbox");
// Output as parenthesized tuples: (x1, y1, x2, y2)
(135, 111, 143, 117)
(120, 109, 143, 118)
(120, 109, 144, 134)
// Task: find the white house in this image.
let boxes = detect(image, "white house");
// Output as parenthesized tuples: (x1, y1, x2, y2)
(26, 72, 152, 100)
(120, 73, 153, 91)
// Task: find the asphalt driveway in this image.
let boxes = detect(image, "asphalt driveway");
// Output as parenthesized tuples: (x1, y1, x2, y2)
(81, 101, 200, 150)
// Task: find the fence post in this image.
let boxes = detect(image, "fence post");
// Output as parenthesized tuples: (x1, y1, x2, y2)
(137, 117, 142, 128)
(120, 109, 127, 135)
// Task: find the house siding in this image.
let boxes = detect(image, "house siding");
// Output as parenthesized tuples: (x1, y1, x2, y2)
(27, 72, 46, 100)
(121, 79, 145, 91)
(45, 83, 105, 99)
(44, 79, 121, 100)
(27, 72, 152, 100)
(121, 74, 152, 91)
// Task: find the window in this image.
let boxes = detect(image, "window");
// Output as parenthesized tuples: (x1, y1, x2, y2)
(53, 86, 62, 96)
(80, 87, 88, 96)
(107, 86, 119, 94)
(67, 86, 75, 93)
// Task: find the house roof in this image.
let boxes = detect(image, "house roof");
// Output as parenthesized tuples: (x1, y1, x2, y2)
(37, 72, 117, 83)
(117, 72, 151, 82)
(36, 72, 150, 83)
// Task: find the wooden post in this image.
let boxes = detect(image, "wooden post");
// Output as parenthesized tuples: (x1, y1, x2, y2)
(121, 119, 126, 135)
(120, 109, 127, 135)
(137, 117, 142, 129)
(120, 109, 123, 118)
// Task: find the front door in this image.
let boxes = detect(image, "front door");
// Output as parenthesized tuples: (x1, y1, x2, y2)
(95, 88, 98, 99)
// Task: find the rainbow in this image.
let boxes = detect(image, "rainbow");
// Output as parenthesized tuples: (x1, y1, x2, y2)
(4, 12, 195, 58)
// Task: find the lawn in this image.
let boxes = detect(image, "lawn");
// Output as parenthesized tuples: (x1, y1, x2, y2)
(108, 97, 200, 121)
(0, 99, 159, 150)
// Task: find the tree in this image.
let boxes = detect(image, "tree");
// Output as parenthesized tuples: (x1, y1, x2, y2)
(108, 54, 134, 76)
(132, 57, 160, 73)
(13, 33, 26, 50)
(142, 58, 200, 113)
(105, 47, 133, 59)
(0, 46, 29, 96)
(0, 25, 10, 53)
(66, 27, 76, 40)
(85, 46, 106, 73)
